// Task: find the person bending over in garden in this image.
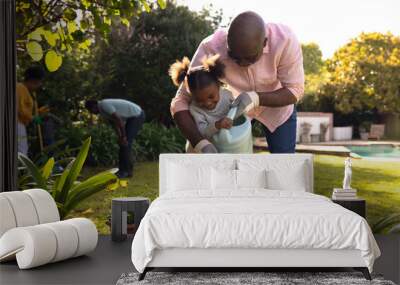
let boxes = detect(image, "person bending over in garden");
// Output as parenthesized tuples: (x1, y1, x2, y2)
(170, 11, 304, 153)
(169, 54, 234, 152)
(16, 66, 49, 155)
(85, 99, 145, 179)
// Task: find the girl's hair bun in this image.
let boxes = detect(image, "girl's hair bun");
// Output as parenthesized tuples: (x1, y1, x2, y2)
(169, 56, 190, 86)
(168, 54, 225, 94)
(202, 54, 225, 79)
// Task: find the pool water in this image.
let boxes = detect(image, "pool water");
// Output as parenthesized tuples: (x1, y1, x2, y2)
(347, 145, 400, 158)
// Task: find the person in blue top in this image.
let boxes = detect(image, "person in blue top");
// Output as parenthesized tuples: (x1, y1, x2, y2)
(85, 99, 145, 178)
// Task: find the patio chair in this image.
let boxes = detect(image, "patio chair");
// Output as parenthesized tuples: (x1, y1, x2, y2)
(0, 189, 98, 269)
(369, 124, 385, 140)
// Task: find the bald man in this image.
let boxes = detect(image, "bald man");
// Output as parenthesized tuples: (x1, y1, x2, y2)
(171, 11, 304, 153)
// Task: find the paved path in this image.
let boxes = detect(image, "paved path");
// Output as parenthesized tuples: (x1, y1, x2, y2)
(253, 138, 351, 157)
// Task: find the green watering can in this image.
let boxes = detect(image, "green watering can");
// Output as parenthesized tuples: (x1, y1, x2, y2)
(212, 107, 253, 153)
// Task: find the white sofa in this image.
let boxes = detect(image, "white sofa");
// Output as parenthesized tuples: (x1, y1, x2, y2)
(0, 189, 98, 269)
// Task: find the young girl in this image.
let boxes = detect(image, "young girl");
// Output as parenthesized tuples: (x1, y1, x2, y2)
(169, 54, 234, 151)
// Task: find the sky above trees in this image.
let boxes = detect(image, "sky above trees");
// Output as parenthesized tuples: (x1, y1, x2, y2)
(179, 0, 400, 58)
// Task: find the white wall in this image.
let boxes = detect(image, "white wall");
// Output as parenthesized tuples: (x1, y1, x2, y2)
(333, 126, 354, 141)
(296, 113, 333, 143)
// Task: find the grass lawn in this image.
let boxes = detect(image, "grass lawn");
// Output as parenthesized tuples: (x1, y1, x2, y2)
(71, 155, 400, 234)
(313, 155, 400, 226)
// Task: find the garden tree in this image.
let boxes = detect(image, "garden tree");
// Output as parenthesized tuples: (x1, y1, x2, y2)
(17, 0, 166, 72)
(297, 43, 328, 112)
(322, 32, 400, 114)
(302, 43, 324, 75)
(90, 2, 222, 125)
(39, 55, 97, 121)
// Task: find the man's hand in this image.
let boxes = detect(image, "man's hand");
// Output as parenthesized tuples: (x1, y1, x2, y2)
(194, 139, 218, 153)
(38, 105, 50, 114)
(215, 117, 233, 129)
(118, 136, 128, 146)
(257, 88, 298, 107)
(231, 91, 259, 118)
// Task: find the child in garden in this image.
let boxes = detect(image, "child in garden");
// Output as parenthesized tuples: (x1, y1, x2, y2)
(169, 54, 234, 152)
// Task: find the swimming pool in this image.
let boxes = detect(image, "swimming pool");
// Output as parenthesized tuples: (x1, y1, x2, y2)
(347, 145, 400, 159)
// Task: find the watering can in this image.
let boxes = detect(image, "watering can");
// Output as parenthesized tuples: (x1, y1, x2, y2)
(212, 107, 253, 153)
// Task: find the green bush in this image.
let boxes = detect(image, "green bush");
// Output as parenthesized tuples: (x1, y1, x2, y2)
(56, 121, 185, 166)
(133, 122, 186, 161)
(55, 122, 118, 166)
(87, 124, 120, 166)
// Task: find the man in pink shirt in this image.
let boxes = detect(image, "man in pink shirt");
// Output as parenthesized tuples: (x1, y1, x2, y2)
(171, 11, 304, 153)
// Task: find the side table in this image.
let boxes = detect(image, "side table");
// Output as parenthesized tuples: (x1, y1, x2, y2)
(332, 198, 366, 218)
(111, 197, 150, 241)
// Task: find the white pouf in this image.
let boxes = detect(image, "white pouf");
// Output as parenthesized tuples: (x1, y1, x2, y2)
(0, 189, 98, 269)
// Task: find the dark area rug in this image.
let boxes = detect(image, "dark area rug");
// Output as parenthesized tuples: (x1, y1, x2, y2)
(116, 271, 396, 285)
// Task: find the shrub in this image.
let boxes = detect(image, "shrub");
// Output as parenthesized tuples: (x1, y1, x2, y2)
(133, 122, 186, 161)
(56, 121, 185, 166)
(87, 124, 120, 166)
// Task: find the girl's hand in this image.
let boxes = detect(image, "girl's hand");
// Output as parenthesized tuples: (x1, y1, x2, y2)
(215, 117, 233, 129)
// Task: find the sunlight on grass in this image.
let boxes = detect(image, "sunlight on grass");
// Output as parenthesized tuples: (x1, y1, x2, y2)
(314, 155, 400, 225)
(70, 156, 400, 234)
(69, 162, 159, 234)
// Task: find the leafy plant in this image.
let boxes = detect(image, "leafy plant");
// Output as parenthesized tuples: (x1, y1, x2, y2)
(56, 122, 185, 166)
(87, 124, 120, 166)
(133, 122, 185, 161)
(371, 213, 400, 234)
(32, 138, 79, 166)
(17, 0, 166, 71)
(18, 137, 118, 219)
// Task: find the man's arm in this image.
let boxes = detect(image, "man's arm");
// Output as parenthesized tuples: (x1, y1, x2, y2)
(110, 113, 127, 144)
(99, 102, 127, 142)
(258, 28, 304, 107)
(231, 27, 304, 114)
(272, 26, 304, 104)
(257, 87, 297, 107)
